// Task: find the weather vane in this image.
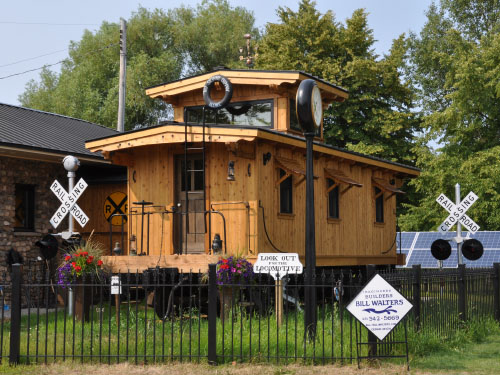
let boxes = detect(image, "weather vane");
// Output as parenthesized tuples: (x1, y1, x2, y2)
(239, 34, 258, 68)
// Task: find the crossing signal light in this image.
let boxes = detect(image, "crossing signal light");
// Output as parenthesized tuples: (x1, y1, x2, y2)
(462, 238, 484, 261)
(431, 239, 452, 261)
(35, 234, 59, 260)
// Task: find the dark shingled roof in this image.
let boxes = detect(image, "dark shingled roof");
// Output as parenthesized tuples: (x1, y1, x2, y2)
(0, 102, 118, 159)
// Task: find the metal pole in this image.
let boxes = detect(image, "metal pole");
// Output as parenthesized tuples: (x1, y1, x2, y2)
(117, 18, 127, 132)
(68, 170, 75, 235)
(304, 132, 317, 340)
(456, 183, 464, 265)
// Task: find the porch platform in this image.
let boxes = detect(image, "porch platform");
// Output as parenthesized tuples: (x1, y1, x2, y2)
(101, 254, 220, 273)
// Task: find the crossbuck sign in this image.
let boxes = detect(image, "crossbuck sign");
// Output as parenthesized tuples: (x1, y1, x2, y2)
(49, 178, 89, 228)
(436, 191, 479, 234)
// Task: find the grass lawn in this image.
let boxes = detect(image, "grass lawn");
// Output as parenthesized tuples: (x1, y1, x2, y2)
(410, 331, 500, 374)
(1, 331, 499, 374)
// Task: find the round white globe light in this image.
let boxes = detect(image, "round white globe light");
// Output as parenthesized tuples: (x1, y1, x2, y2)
(63, 155, 80, 172)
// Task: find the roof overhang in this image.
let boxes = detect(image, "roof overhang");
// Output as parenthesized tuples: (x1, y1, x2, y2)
(145, 70, 349, 105)
(0, 144, 111, 165)
(86, 125, 419, 177)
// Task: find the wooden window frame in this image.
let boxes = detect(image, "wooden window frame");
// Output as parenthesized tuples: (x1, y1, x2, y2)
(278, 168, 293, 214)
(374, 186, 384, 223)
(327, 178, 340, 219)
(14, 184, 35, 232)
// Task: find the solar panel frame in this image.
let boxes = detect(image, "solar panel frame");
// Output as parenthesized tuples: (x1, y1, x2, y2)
(398, 231, 500, 268)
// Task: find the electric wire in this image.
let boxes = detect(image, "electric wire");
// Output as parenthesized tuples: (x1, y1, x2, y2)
(258, 200, 285, 253)
(0, 49, 68, 68)
(0, 42, 118, 80)
(0, 21, 98, 26)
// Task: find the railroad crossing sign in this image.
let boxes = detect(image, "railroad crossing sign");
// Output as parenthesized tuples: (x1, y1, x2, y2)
(436, 191, 479, 234)
(49, 178, 89, 228)
(104, 192, 128, 226)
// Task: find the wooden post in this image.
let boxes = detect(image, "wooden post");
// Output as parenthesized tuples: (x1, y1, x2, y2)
(275, 279, 283, 326)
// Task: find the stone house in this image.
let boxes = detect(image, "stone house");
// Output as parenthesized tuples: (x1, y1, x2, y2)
(0, 103, 125, 277)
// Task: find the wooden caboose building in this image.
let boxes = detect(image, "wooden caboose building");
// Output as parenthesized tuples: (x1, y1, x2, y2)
(86, 69, 419, 272)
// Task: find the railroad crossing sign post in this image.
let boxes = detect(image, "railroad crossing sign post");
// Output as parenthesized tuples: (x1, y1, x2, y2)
(49, 156, 89, 239)
(436, 184, 479, 265)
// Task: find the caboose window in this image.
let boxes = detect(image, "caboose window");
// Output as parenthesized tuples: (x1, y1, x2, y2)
(15, 184, 35, 231)
(327, 178, 339, 219)
(374, 187, 384, 223)
(279, 168, 293, 214)
(185, 100, 273, 127)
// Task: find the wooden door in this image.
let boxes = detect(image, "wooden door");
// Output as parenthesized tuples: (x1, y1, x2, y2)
(174, 154, 206, 254)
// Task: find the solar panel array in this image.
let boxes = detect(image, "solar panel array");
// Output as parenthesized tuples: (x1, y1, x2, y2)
(397, 231, 500, 268)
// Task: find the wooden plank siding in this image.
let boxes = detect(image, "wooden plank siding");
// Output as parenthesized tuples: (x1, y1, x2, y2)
(75, 182, 128, 254)
(86, 70, 418, 269)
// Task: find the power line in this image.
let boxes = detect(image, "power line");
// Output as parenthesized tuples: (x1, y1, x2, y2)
(0, 42, 119, 80)
(0, 49, 68, 68)
(0, 21, 98, 26)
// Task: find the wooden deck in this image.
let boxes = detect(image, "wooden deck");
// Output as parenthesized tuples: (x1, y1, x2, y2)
(101, 254, 220, 273)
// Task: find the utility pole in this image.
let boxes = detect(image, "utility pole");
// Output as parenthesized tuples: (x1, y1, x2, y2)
(117, 18, 127, 132)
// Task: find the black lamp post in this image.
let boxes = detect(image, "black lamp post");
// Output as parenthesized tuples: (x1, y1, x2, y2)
(296, 79, 323, 339)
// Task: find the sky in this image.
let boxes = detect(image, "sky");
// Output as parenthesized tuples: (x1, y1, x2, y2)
(0, 0, 433, 106)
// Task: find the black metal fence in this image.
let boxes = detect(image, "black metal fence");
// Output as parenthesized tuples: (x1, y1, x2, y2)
(0, 263, 499, 366)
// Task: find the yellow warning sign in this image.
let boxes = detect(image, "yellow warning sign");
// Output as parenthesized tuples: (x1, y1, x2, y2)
(104, 192, 128, 226)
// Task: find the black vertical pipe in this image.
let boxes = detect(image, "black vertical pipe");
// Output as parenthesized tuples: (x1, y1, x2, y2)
(412, 265, 421, 331)
(9, 264, 22, 365)
(458, 264, 467, 322)
(304, 132, 317, 340)
(208, 264, 217, 365)
(366, 265, 377, 358)
(494, 263, 500, 323)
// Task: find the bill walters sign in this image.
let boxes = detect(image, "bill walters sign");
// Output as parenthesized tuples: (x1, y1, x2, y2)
(346, 274, 413, 340)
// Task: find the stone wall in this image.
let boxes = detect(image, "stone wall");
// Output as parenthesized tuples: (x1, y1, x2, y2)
(0, 156, 65, 276)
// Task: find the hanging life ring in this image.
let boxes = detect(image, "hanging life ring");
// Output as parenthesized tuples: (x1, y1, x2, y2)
(203, 75, 233, 110)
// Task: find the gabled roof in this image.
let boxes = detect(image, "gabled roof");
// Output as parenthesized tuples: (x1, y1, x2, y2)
(145, 69, 349, 104)
(0, 103, 118, 162)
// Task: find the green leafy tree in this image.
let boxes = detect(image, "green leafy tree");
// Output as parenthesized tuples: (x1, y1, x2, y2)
(401, 0, 500, 230)
(20, 7, 183, 130)
(170, 0, 258, 73)
(257, 0, 419, 163)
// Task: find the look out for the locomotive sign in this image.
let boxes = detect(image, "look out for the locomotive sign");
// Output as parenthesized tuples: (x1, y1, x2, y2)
(347, 274, 412, 340)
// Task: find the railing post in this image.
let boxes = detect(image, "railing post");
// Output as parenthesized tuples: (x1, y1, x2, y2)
(9, 264, 22, 365)
(208, 264, 217, 365)
(412, 265, 421, 331)
(494, 263, 500, 323)
(458, 264, 467, 323)
(366, 265, 377, 358)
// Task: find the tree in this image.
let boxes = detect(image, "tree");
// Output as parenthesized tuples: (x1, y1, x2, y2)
(257, 0, 419, 163)
(400, 0, 500, 230)
(170, 0, 258, 74)
(20, 7, 183, 130)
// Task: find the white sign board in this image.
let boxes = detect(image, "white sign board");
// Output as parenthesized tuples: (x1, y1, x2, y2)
(346, 274, 412, 341)
(253, 253, 303, 280)
(111, 276, 122, 295)
(436, 192, 479, 234)
(49, 178, 89, 228)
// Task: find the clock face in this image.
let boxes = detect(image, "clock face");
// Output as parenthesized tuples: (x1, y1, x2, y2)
(311, 85, 322, 127)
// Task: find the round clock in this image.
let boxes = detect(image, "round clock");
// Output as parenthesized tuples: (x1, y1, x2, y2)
(296, 79, 323, 133)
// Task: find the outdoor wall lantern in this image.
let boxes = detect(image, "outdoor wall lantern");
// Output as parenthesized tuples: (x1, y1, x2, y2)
(227, 160, 235, 181)
(212, 234, 223, 253)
